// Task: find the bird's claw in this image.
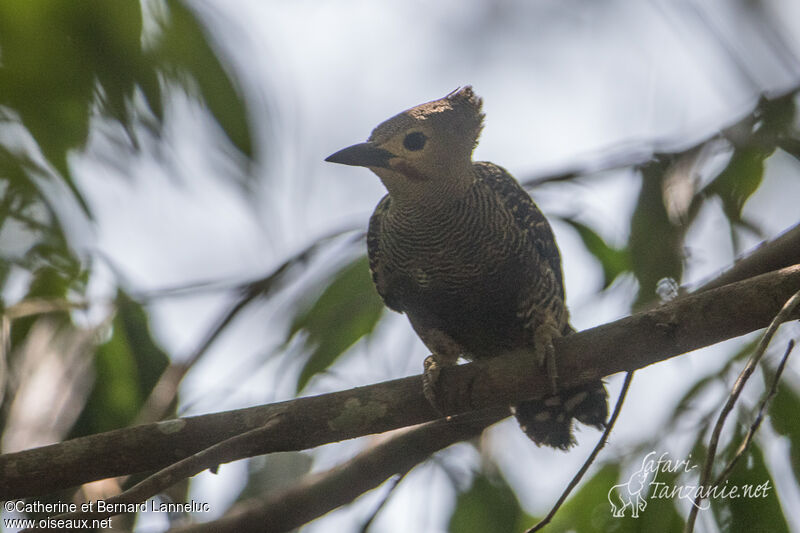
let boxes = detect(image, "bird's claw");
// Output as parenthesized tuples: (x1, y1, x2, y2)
(534, 322, 560, 395)
(423, 354, 446, 415)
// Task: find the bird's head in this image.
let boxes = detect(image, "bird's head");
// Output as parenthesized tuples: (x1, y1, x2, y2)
(326, 86, 484, 205)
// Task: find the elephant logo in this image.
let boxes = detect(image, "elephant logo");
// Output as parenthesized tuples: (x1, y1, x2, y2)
(608, 457, 651, 518)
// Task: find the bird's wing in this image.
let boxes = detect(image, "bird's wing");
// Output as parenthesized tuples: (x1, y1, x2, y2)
(474, 161, 566, 300)
(367, 194, 402, 311)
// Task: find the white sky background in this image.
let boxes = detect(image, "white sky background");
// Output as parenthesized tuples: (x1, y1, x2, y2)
(71, 1, 800, 531)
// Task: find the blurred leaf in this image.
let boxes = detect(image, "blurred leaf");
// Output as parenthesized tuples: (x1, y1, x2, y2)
(0, 0, 255, 220)
(8, 266, 79, 348)
(154, 0, 253, 159)
(778, 139, 800, 163)
(769, 382, 800, 487)
(0, 148, 40, 201)
(235, 228, 362, 305)
(755, 93, 797, 147)
(543, 461, 683, 533)
(669, 339, 758, 426)
(23, 265, 73, 302)
(69, 291, 169, 436)
(544, 463, 620, 532)
(81, 0, 144, 127)
(635, 464, 685, 533)
(629, 161, 686, 308)
(710, 444, 787, 533)
(237, 452, 313, 502)
(291, 255, 384, 392)
(704, 147, 767, 224)
(718, 414, 748, 468)
(0, 152, 82, 291)
(449, 470, 528, 533)
(0, 0, 95, 213)
(561, 217, 630, 289)
(668, 374, 720, 427)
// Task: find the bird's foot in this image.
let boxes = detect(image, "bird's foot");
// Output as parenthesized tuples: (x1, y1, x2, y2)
(423, 354, 445, 415)
(534, 321, 560, 395)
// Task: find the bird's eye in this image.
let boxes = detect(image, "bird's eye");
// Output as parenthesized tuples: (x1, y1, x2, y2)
(403, 132, 427, 151)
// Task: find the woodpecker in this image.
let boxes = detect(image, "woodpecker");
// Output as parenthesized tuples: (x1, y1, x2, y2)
(325, 87, 607, 449)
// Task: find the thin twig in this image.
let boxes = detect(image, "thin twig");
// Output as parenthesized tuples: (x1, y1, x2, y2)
(685, 289, 800, 533)
(5, 298, 89, 319)
(359, 472, 408, 533)
(527, 371, 635, 533)
(134, 227, 364, 425)
(711, 339, 795, 487)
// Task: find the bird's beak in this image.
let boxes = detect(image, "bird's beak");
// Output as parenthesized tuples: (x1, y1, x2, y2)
(325, 142, 394, 168)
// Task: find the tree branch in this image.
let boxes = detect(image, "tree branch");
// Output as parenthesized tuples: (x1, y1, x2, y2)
(696, 223, 800, 292)
(2, 263, 799, 501)
(173, 255, 800, 533)
(170, 262, 800, 533)
(170, 222, 800, 532)
(169, 409, 509, 533)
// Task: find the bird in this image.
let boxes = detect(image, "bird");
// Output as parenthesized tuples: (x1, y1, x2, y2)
(325, 86, 608, 449)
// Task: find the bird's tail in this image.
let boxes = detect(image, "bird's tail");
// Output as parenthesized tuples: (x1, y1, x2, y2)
(512, 380, 608, 450)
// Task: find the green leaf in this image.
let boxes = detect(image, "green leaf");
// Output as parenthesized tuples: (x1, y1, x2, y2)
(0, 0, 94, 214)
(291, 255, 384, 392)
(0, 0, 145, 216)
(0, 0, 255, 220)
(710, 444, 787, 533)
(635, 463, 686, 533)
(543, 460, 684, 533)
(629, 162, 686, 308)
(778, 138, 800, 164)
(8, 266, 75, 348)
(154, 0, 253, 159)
(756, 93, 797, 145)
(449, 470, 528, 533)
(76, 0, 145, 130)
(69, 291, 169, 436)
(704, 147, 767, 224)
(543, 463, 621, 532)
(560, 217, 630, 289)
(769, 382, 800, 487)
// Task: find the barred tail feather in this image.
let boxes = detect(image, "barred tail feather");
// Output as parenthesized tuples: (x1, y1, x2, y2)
(512, 380, 609, 450)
